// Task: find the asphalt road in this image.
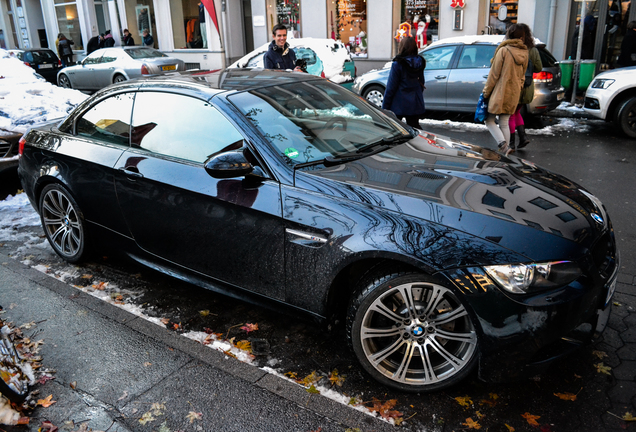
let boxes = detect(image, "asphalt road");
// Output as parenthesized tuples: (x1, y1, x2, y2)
(1, 114, 635, 431)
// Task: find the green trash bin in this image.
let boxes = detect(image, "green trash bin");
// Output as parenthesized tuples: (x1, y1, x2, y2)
(560, 60, 574, 91)
(578, 60, 597, 91)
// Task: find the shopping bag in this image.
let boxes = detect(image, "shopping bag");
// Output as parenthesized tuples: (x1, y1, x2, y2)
(474, 93, 488, 123)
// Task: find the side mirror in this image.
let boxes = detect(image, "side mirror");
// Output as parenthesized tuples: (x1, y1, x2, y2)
(204, 150, 253, 179)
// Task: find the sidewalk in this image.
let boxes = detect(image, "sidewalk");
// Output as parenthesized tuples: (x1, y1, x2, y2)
(0, 251, 393, 432)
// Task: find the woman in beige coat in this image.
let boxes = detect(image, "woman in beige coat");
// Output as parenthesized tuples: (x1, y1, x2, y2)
(482, 24, 529, 155)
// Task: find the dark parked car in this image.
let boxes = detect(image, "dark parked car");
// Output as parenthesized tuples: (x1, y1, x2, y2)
(18, 69, 617, 392)
(0, 130, 22, 174)
(353, 35, 565, 115)
(13, 49, 62, 84)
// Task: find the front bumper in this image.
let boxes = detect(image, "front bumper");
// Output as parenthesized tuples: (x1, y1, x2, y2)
(442, 250, 618, 382)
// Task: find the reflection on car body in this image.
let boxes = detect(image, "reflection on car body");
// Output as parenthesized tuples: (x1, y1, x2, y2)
(18, 69, 617, 392)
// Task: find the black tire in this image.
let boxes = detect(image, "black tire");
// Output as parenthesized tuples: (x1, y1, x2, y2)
(362, 85, 385, 108)
(113, 74, 127, 84)
(58, 73, 72, 89)
(39, 183, 89, 263)
(347, 268, 478, 392)
(0, 336, 29, 403)
(614, 97, 636, 139)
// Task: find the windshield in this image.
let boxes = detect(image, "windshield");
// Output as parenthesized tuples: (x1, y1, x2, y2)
(228, 80, 410, 165)
(125, 48, 167, 59)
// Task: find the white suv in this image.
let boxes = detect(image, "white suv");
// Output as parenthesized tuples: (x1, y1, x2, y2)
(584, 66, 636, 138)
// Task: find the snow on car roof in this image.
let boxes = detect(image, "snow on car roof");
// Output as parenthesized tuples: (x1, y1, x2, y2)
(230, 38, 352, 84)
(427, 34, 544, 49)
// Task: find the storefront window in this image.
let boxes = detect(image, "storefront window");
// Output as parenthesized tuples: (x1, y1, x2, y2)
(170, 0, 207, 49)
(398, 0, 439, 50)
(266, 0, 301, 38)
(327, 0, 367, 58)
(488, 0, 518, 35)
(54, 1, 83, 50)
(123, 0, 157, 48)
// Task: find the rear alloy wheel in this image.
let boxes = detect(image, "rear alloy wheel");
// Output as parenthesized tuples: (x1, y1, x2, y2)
(362, 85, 385, 109)
(615, 97, 636, 138)
(113, 74, 127, 84)
(348, 271, 478, 392)
(39, 184, 88, 263)
(58, 74, 72, 89)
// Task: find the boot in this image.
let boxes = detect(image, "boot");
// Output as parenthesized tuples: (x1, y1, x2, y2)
(517, 125, 530, 148)
(509, 131, 516, 150)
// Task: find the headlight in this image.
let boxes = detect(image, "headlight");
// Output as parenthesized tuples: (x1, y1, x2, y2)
(484, 261, 581, 294)
(591, 79, 615, 89)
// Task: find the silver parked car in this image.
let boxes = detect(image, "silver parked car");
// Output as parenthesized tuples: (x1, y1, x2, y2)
(57, 47, 186, 91)
(353, 35, 565, 115)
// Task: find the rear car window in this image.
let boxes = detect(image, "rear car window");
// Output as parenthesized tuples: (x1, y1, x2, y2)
(537, 46, 557, 68)
(31, 50, 58, 62)
(125, 48, 167, 59)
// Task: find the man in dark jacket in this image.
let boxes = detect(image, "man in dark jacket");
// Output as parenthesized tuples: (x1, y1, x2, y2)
(102, 30, 115, 47)
(122, 29, 135, 46)
(617, 21, 636, 67)
(263, 24, 302, 71)
(86, 34, 103, 54)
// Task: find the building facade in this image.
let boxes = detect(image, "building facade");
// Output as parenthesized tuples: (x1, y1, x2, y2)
(2, 0, 634, 75)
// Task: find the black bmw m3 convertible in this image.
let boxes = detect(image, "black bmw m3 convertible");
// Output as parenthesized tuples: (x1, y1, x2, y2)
(17, 69, 618, 392)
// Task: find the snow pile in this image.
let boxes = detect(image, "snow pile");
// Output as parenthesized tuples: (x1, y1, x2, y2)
(0, 193, 41, 243)
(0, 57, 88, 133)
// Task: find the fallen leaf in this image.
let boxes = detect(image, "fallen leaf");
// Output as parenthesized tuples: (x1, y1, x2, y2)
(92, 281, 107, 290)
(139, 412, 155, 425)
(613, 302, 621, 306)
(522, 412, 541, 426)
(455, 396, 473, 408)
(80, 274, 93, 279)
(623, 412, 636, 421)
(595, 362, 612, 375)
(284, 371, 298, 381)
(554, 392, 577, 401)
(37, 394, 57, 407)
(157, 421, 171, 432)
(302, 371, 322, 386)
(38, 374, 55, 385)
(505, 424, 515, 432)
(306, 385, 320, 394)
(328, 369, 345, 387)
(160, 318, 170, 325)
(369, 398, 403, 421)
(20, 321, 37, 329)
(151, 402, 166, 415)
(38, 420, 57, 431)
(241, 323, 259, 333)
(70, 381, 77, 389)
(186, 411, 202, 423)
(476, 411, 484, 419)
(235, 340, 252, 352)
(117, 391, 128, 401)
(144, 362, 152, 367)
(462, 417, 482, 429)
(199, 310, 210, 317)
(593, 350, 608, 360)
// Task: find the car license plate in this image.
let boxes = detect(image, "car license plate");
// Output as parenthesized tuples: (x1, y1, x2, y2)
(162, 65, 177, 71)
(341, 71, 351, 78)
(39, 64, 53, 69)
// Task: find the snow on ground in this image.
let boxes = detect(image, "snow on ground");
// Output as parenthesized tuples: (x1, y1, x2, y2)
(0, 57, 88, 133)
(0, 193, 41, 243)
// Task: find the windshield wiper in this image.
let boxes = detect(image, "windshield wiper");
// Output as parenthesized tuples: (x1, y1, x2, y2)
(353, 132, 413, 154)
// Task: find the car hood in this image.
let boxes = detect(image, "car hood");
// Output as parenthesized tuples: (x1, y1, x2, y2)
(306, 132, 609, 262)
(593, 65, 636, 81)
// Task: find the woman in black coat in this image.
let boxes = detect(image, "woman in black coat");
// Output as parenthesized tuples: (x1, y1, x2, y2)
(382, 37, 426, 129)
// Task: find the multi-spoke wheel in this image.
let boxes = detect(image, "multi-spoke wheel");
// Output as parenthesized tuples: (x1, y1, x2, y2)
(113, 74, 127, 84)
(348, 271, 478, 392)
(362, 85, 385, 108)
(39, 184, 88, 263)
(615, 97, 636, 139)
(58, 74, 72, 89)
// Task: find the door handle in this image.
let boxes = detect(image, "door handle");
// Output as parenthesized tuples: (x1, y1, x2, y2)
(119, 166, 143, 178)
(434, 75, 447, 80)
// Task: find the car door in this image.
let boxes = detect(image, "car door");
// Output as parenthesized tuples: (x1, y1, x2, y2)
(446, 44, 497, 112)
(59, 91, 134, 234)
(71, 52, 103, 89)
(88, 49, 120, 89)
(113, 90, 286, 299)
(420, 44, 460, 110)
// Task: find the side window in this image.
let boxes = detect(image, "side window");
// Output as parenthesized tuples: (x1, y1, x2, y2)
(101, 50, 118, 64)
(246, 52, 265, 68)
(131, 92, 244, 163)
(76, 93, 135, 146)
(421, 46, 457, 70)
(83, 54, 102, 65)
(457, 45, 496, 69)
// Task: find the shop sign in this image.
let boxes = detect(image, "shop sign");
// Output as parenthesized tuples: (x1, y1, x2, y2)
(450, 0, 466, 9)
(395, 22, 412, 41)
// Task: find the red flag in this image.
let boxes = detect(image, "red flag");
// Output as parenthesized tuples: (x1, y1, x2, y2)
(200, 0, 220, 34)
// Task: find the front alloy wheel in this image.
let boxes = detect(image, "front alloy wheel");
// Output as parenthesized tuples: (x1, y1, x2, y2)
(58, 74, 72, 89)
(348, 272, 478, 392)
(39, 184, 88, 263)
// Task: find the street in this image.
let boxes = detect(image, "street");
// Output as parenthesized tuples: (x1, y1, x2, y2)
(1, 113, 636, 431)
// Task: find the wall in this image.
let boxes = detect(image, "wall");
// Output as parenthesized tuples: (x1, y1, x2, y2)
(301, 1, 326, 38)
(439, 0, 483, 39)
(251, 0, 268, 48)
(225, 0, 246, 62)
(24, 0, 45, 48)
